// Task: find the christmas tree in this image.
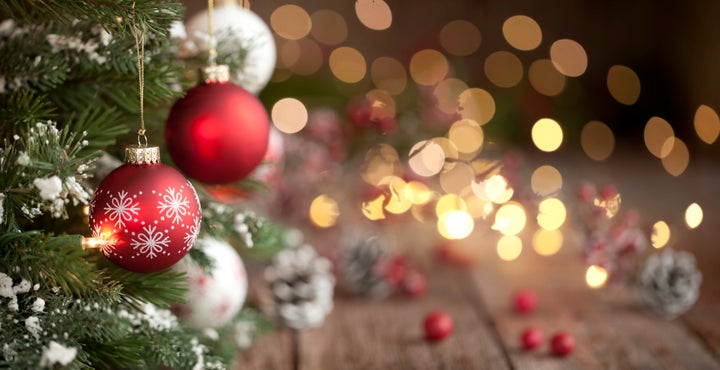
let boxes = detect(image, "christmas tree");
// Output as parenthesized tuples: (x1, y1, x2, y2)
(0, 1, 283, 368)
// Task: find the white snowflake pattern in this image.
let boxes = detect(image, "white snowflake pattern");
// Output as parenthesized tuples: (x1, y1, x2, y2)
(131, 225, 170, 259)
(157, 187, 190, 225)
(183, 216, 201, 250)
(104, 190, 140, 228)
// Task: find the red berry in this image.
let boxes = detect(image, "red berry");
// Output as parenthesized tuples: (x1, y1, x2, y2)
(512, 289, 537, 314)
(423, 311, 453, 341)
(402, 269, 428, 298)
(577, 183, 596, 203)
(520, 327, 543, 350)
(550, 331, 575, 356)
(384, 256, 407, 287)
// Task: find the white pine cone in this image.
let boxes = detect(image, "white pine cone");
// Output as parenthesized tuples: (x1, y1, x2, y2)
(638, 249, 702, 318)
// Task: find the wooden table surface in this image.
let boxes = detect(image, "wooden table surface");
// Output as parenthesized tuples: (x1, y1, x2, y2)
(238, 152, 720, 369)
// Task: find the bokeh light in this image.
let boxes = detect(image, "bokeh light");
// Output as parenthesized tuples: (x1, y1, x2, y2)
(528, 59, 566, 96)
(661, 137, 689, 176)
(532, 228, 563, 256)
(502, 15, 542, 51)
(607, 65, 641, 105)
(310, 9, 348, 45)
(694, 104, 720, 144)
(432, 137, 460, 170)
(651, 221, 670, 249)
(585, 265, 609, 289)
(531, 165, 563, 196)
(472, 174, 513, 204)
(362, 193, 386, 221)
(379, 176, 412, 214)
(448, 119, 484, 154)
(531, 118, 563, 152)
(497, 235, 522, 261)
(371, 57, 407, 95)
(484, 51, 524, 88)
(355, 0, 392, 31)
(271, 98, 308, 134)
(550, 39, 587, 77)
(438, 210, 474, 240)
(408, 140, 445, 177)
(644, 116, 674, 158)
(271, 5, 311, 40)
(458, 88, 496, 125)
(493, 202, 526, 236)
(685, 203, 703, 229)
(581, 120, 615, 161)
(434, 78, 469, 115)
(362, 144, 401, 186)
(537, 198, 566, 231)
(439, 162, 474, 195)
(289, 38, 323, 76)
(405, 181, 433, 205)
(366, 89, 396, 122)
(309, 194, 339, 228)
(329, 46, 367, 83)
(439, 20, 481, 56)
(410, 49, 449, 86)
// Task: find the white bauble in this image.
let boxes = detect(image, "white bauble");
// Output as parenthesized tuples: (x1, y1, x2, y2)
(186, 4, 276, 94)
(172, 238, 248, 329)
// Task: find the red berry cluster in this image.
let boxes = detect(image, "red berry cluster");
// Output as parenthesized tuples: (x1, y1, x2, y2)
(513, 289, 576, 357)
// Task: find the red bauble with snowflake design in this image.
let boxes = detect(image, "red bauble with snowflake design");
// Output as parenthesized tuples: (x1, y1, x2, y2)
(89, 145, 201, 273)
(165, 65, 270, 185)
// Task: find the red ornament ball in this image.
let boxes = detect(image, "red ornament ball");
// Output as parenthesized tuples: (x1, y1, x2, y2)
(89, 146, 202, 273)
(423, 311, 453, 341)
(520, 327, 544, 350)
(165, 76, 270, 184)
(512, 289, 538, 314)
(550, 331, 576, 356)
(401, 269, 428, 299)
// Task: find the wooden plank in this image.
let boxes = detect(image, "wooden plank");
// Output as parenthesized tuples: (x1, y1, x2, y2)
(298, 266, 511, 370)
(236, 329, 295, 370)
(471, 250, 720, 369)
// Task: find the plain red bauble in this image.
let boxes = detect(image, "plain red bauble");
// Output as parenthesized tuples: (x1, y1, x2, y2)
(402, 269, 428, 299)
(512, 289, 538, 314)
(89, 163, 202, 273)
(550, 331, 576, 356)
(520, 327, 543, 350)
(165, 81, 270, 184)
(423, 311, 453, 341)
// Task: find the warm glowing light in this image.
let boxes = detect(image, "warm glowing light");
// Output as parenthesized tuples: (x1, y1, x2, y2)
(81, 236, 111, 250)
(528, 59, 566, 96)
(439, 20, 481, 56)
(644, 116, 674, 158)
(493, 202, 526, 236)
(405, 181, 433, 205)
(581, 120, 615, 161)
(484, 51, 523, 88)
(537, 198, 566, 231)
(448, 119, 484, 154)
(289, 38, 323, 76)
(366, 89, 396, 122)
(651, 221, 670, 249)
(458, 88, 495, 125)
(434, 78, 469, 115)
(532, 229, 563, 256)
(503, 15, 542, 51)
(438, 210, 474, 240)
(408, 140, 445, 177)
(550, 39, 587, 77)
(439, 162, 474, 195)
(694, 105, 720, 144)
(497, 235, 522, 261)
(409, 49, 449, 86)
(355, 0, 392, 31)
(362, 194, 386, 221)
(465, 195, 493, 219)
(432, 137, 459, 170)
(472, 174, 513, 204)
(585, 265, 609, 289)
(661, 137, 689, 177)
(277, 39, 300, 69)
(607, 65, 641, 105)
(531, 118, 563, 152)
(271, 98, 308, 134)
(329, 46, 367, 83)
(371, 57, 407, 95)
(685, 203, 703, 229)
(530, 165, 562, 196)
(310, 9, 347, 45)
(309, 194, 339, 228)
(271, 5, 311, 40)
(380, 176, 412, 214)
(361, 144, 400, 186)
(436, 193, 467, 216)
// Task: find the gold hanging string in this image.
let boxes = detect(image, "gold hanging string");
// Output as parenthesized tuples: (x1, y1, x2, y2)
(208, 0, 217, 66)
(131, 1, 147, 146)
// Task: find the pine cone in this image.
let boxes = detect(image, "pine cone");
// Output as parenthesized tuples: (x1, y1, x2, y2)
(638, 249, 702, 318)
(265, 244, 334, 330)
(337, 233, 392, 298)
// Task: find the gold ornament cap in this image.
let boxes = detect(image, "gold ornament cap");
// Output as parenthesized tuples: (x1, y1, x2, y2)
(125, 144, 160, 165)
(201, 64, 230, 83)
